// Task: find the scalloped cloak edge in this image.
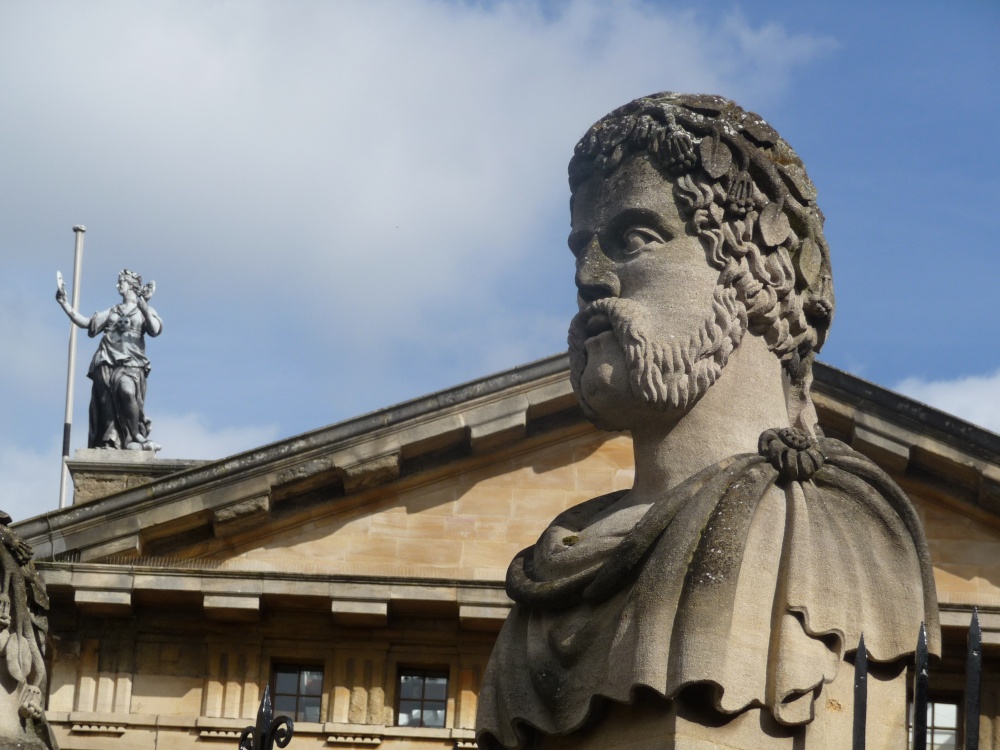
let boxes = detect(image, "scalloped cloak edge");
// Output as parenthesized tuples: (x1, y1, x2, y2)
(476, 438, 939, 750)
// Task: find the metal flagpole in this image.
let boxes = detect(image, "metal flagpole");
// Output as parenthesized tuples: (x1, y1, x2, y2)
(58, 225, 86, 509)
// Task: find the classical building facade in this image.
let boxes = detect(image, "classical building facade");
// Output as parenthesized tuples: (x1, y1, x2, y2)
(12, 355, 1000, 749)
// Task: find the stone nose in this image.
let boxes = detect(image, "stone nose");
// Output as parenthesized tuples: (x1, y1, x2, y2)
(575, 237, 620, 304)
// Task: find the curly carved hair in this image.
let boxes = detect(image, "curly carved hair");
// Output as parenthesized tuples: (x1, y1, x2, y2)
(117, 269, 143, 294)
(568, 92, 835, 387)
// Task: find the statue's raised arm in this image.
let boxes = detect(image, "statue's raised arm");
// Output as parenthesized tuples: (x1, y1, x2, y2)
(54, 272, 89, 329)
(54, 269, 163, 452)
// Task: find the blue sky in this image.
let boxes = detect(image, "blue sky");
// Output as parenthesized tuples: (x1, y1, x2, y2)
(1, 0, 998, 520)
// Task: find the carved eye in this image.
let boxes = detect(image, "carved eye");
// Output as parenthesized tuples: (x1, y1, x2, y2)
(622, 227, 665, 257)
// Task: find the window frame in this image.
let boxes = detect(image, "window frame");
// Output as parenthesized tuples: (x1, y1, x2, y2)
(395, 666, 450, 729)
(270, 662, 325, 724)
(908, 696, 963, 750)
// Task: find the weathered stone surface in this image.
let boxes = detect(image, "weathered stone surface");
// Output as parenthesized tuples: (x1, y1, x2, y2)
(211, 495, 270, 537)
(202, 594, 260, 622)
(330, 599, 388, 626)
(0, 516, 56, 749)
(68, 453, 204, 505)
(476, 93, 939, 750)
(538, 664, 907, 750)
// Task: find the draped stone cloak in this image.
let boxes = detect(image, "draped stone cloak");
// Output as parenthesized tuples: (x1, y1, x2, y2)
(85, 304, 160, 449)
(476, 431, 940, 750)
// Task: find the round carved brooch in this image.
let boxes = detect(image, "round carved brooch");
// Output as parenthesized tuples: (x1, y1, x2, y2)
(758, 427, 825, 481)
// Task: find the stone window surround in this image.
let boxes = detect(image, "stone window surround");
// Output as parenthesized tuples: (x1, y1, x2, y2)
(384, 652, 460, 729)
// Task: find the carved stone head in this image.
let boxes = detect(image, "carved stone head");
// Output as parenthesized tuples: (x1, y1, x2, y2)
(117, 268, 143, 295)
(566, 92, 834, 433)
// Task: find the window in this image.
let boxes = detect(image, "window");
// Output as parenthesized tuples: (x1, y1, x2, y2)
(397, 668, 448, 728)
(909, 700, 959, 750)
(272, 664, 323, 723)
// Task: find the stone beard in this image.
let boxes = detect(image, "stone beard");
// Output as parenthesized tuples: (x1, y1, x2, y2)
(568, 282, 745, 421)
(475, 92, 939, 750)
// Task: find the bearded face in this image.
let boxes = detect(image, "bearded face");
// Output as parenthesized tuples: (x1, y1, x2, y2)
(569, 288, 745, 425)
(566, 155, 747, 431)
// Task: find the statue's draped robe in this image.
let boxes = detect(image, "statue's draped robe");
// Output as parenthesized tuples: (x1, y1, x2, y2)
(476, 436, 939, 750)
(86, 304, 159, 449)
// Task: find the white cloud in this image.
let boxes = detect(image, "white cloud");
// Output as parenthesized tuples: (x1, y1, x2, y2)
(0, 413, 280, 524)
(0, 0, 838, 496)
(151, 413, 281, 460)
(895, 370, 1000, 435)
(0, 0, 836, 344)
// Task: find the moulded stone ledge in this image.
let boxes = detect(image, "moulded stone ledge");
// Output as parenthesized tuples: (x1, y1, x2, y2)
(202, 593, 260, 622)
(465, 396, 530, 455)
(68, 724, 126, 735)
(78, 533, 142, 562)
(458, 604, 510, 631)
(851, 412, 911, 472)
(469, 414, 527, 455)
(331, 599, 388, 627)
(194, 717, 255, 729)
(911, 437, 985, 490)
(526, 377, 576, 408)
(456, 587, 511, 607)
(939, 604, 1000, 645)
(211, 495, 270, 537)
(74, 589, 132, 616)
(198, 729, 243, 741)
(342, 453, 401, 493)
(327, 736, 382, 746)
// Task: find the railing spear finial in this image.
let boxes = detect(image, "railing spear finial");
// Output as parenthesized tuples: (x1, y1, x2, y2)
(852, 633, 868, 750)
(965, 608, 982, 750)
(913, 622, 929, 750)
(239, 684, 294, 750)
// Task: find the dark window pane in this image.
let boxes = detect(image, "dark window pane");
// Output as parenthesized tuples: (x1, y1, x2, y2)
(273, 665, 324, 723)
(300, 696, 321, 723)
(399, 700, 421, 726)
(424, 676, 447, 700)
(301, 670, 323, 696)
(400, 674, 424, 699)
(275, 671, 298, 695)
(274, 694, 297, 714)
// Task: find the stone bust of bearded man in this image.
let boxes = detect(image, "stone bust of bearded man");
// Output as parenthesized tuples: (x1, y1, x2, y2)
(476, 93, 939, 750)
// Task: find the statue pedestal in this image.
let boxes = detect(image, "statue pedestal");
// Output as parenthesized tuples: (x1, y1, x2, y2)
(67, 449, 206, 505)
(539, 661, 907, 750)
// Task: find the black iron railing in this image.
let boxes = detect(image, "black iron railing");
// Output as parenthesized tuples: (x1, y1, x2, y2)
(240, 685, 295, 750)
(852, 610, 983, 750)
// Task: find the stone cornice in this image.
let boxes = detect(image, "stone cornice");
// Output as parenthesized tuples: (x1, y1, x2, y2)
(38, 560, 511, 626)
(14, 354, 1000, 562)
